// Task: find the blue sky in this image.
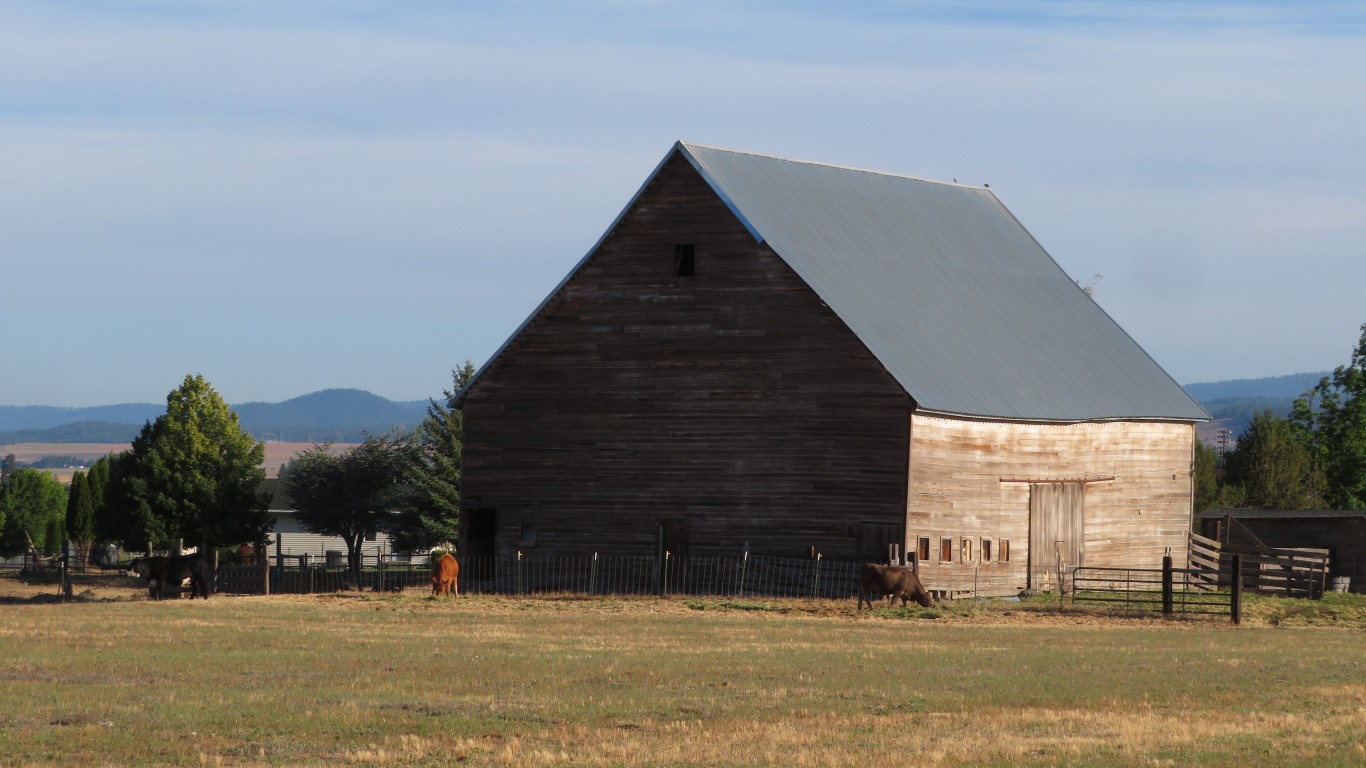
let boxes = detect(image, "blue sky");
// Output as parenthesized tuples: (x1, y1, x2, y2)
(2, 1, 1363, 406)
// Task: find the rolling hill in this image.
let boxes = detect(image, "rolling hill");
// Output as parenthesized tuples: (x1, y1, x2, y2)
(0, 389, 429, 444)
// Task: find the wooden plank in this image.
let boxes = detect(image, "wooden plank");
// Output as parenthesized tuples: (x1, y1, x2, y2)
(461, 153, 911, 559)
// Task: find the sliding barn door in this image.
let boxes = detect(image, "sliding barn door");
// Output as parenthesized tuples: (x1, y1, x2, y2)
(1029, 483, 1085, 591)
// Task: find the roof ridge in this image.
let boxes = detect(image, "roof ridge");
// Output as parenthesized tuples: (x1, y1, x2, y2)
(678, 140, 989, 191)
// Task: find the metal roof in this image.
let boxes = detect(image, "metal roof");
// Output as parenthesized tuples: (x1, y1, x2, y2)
(459, 141, 1208, 423)
(678, 142, 1208, 422)
(1195, 508, 1366, 520)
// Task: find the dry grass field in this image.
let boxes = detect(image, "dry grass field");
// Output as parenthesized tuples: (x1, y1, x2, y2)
(1, 574, 1364, 767)
(0, 442, 356, 480)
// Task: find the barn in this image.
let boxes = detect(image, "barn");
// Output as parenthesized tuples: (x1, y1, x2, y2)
(455, 142, 1209, 593)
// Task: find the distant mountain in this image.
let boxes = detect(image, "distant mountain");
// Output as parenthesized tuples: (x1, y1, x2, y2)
(1183, 371, 1330, 401)
(234, 389, 427, 432)
(0, 389, 430, 444)
(1184, 371, 1332, 439)
(0, 403, 164, 431)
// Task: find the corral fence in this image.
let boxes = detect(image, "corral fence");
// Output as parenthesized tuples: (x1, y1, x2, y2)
(217, 551, 868, 599)
(1071, 554, 1243, 623)
(1069, 531, 1332, 623)
(1192, 526, 1330, 599)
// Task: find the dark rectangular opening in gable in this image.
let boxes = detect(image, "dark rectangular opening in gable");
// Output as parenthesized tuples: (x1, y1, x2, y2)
(673, 244, 695, 277)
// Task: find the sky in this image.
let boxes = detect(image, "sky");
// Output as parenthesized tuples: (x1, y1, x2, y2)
(2, 1, 1364, 407)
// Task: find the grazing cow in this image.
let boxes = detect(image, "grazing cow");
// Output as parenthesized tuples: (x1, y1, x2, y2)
(129, 553, 214, 600)
(857, 562, 934, 610)
(431, 552, 459, 596)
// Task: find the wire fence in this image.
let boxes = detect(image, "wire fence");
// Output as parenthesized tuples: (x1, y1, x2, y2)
(218, 552, 869, 599)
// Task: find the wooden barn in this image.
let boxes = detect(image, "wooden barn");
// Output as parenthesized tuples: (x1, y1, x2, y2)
(455, 142, 1209, 592)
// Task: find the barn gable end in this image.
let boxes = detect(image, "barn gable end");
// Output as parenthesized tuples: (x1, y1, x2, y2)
(461, 151, 912, 559)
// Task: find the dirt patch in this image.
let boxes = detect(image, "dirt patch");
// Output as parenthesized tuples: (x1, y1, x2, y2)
(0, 571, 144, 603)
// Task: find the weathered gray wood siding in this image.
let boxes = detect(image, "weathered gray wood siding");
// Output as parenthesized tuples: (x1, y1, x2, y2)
(460, 153, 911, 558)
(907, 415, 1195, 592)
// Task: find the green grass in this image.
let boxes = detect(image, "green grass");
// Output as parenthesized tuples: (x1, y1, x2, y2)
(1, 585, 1364, 766)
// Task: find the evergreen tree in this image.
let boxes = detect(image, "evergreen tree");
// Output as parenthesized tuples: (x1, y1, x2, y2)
(1193, 440, 1220, 513)
(391, 361, 475, 551)
(102, 374, 272, 550)
(66, 470, 96, 558)
(1, 453, 17, 486)
(45, 513, 65, 556)
(86, 455, 110, 514)
(1291, 322, 1366, 509)
(1224, 410, 1325, 510)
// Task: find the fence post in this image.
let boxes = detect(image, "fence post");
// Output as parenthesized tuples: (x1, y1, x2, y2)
(737, 550, 749, 597)
(661, 551, 670, 598)
(516, 551, 524, 595)
(813, 553, 822, 598)
(61, 539, 72, 601)
(303, 553, 311, 594)
(1231, 554, 1243, 625)
(1162, 554, 1174, 616)
(260, 539, 270, 595)
(590, 552, 598, 595)
(378, 552, 386, 594)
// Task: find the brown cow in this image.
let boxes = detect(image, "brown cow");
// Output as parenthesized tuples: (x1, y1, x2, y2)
(857, 562, 934, 609)
(431, 552, 459, 596)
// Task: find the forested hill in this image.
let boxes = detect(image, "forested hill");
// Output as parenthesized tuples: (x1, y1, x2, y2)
(1183, 371, 1331, 401)
(0, 389, 429, 444)
(1184, 370, 1332, 438)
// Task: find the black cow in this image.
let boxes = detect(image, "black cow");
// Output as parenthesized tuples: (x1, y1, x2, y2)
(129, 553, 214, 600)
(857, 562, 934, 609)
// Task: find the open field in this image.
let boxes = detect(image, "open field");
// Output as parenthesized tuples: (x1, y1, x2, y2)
(1, 576, 1364, 767)
(0, 442, 356, 480)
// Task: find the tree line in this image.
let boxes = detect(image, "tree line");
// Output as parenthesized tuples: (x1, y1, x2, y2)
(0, 364, 475, 572)
(1196, 323, 1366, 512)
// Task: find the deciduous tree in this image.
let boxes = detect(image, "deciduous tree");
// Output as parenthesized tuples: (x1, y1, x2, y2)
(1292, 322, 1366, 509)
(0, 468, 68, 557)
(1224, 410, 1324, 510)
(283, 435, 406, 579)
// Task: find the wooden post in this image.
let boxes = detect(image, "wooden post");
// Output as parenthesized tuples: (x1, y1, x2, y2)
(62, 539, 72, 601)
(1161, 554, 1173, 616)
(261, 542, 270, 596)
(1231, 554, 1243, 625)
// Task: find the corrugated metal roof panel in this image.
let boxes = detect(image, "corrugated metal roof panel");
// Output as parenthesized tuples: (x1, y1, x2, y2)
(679, 142, 1208, 422)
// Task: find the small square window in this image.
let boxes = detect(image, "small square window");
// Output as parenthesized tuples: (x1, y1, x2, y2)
(982, 538, 993, 563)
(961, 538, 974, 563)
(940, 537, 953, 563)
(1000, 539, 1010, 562)
(673, 244, 696, 277)
(917, 536, 930, 564)
(518, 523, 536, 546)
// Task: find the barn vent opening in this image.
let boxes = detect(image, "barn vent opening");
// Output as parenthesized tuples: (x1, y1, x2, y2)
(1000, 539, 1010, 562)
(673, 244, 696, 277)
(940, 537, 953, 563)
(917, 536, 931, 564)
(982, 538, 993, 563)
(961, 537, 974, 562)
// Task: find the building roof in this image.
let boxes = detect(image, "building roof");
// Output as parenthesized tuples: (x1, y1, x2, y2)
(462, 141, 1209, 423)
(1196, 508, 1366, 520)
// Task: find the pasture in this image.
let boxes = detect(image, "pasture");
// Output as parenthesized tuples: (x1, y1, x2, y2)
(0, 580, 1363, 767)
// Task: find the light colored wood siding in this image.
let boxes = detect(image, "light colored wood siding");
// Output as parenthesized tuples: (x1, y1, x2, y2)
(907, 415, 1195, 592)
